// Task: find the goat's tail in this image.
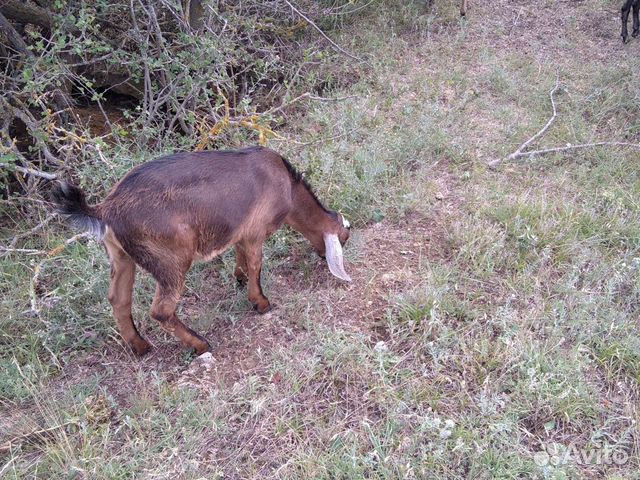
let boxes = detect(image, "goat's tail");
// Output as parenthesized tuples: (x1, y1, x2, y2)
(50, 182, 105, 240)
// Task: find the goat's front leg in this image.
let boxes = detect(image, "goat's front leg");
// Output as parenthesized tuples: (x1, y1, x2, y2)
(633, 2, 640, 37)
(234, 245, 248, 285)
(238, 240, 271, 313)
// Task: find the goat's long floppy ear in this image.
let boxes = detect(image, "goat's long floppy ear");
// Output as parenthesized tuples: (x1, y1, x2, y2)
(323, 233, 352, 282)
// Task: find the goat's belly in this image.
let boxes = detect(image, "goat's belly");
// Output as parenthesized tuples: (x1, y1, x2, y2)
(194, 243, 232, 263)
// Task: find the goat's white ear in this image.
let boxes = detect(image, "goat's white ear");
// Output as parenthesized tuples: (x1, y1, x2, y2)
(323, 233, 352, 282)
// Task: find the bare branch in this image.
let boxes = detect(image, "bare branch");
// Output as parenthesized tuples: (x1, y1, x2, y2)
(266, 92, 358, 116)
(30, 232, 91, 314)
(2, 97, 63, 166)
(3, 213, 56, 252)
(488, 142, 640, 167)
(511, 75, 562, 159)
(283, 0, 367, 64)
(487, 76, 640, 168)
(0, 162, 57, 180)
(0, 422, 75, 454)
(0, 247, 46, 255)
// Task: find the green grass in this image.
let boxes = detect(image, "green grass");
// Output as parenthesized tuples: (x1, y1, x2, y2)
(1, 0, 640, 478)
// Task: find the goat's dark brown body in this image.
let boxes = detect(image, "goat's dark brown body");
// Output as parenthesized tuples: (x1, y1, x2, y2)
(52, 146, 351, 356)
(101, 149, 293, 289)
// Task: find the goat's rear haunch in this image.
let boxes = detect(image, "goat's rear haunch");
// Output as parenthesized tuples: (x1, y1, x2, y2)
(51, 147, 352, 356)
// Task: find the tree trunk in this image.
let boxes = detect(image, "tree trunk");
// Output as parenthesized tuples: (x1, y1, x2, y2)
(185, 0, 205, 30)
(0, 10, 31, 56)
(0, 1, 53, 30)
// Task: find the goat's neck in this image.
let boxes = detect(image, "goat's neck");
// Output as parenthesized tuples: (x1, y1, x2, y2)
(286, 183, 333, 249)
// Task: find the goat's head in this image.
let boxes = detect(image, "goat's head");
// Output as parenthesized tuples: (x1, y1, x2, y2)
(312, 211, 352, 282)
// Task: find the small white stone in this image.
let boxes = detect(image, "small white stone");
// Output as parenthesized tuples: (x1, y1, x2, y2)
(198, 352, 214, 361)
(374, 341, 388, 352)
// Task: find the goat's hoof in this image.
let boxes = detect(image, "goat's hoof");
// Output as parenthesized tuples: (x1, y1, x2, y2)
(254, 300, 272, 314)
(193, 339, 211, 356)
(131, 337, 152, 357)
(623, 35, 630, 43)
(633, 30, 639, 38)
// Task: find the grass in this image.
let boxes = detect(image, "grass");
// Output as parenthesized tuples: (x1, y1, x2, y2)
(1, 0, 639, 478)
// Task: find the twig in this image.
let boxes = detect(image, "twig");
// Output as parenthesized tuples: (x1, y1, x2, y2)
(0, 163, 57, 180)
(273, 127, 360, 147)
(460, 0, 469, 16)
(487, 76, 640, 168)
(0, 247, 46, 255)
(498, 142, 640, 161)
(509, 7, 524, 35)
(30, 232, 91, 314)
(513, 75, 562, 158)
(326, 0, 375, 16)
(4, 213, 56, 251)
(0, 422, 75, 453)
(3, 98, 63, 166)
(0, 456, 15, 477)
(266, 92, 358, 116)
(283, 0, 367, 64)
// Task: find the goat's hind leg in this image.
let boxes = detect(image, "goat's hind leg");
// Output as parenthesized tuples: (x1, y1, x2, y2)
(150, 280, 210, 355)
(633, 1, 640, 37)
(622, 0, 633, 42)
(104, 233, 151, 356)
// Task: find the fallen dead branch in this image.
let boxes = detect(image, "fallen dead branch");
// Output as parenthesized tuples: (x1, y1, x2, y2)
(488, 77, 640, 168)
(284, 0, 367, 64)
(0, 163, 57, 180)
(0, 422, 75, 454)
(1, 214, 56, 255)
(0, 247, 47, 255)
(266, 92, 359, 116)
(272, 127, 360, 147)
(495, 142, 640, 163)
(29, 232, 91, 315)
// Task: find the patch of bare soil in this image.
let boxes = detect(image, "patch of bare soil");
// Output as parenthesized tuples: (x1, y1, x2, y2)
(176, 159, 463, 388)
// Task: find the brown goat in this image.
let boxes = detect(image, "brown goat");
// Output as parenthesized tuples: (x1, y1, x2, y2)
(51, 147, 352, 356)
